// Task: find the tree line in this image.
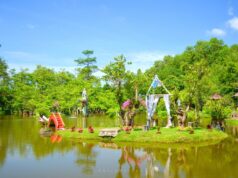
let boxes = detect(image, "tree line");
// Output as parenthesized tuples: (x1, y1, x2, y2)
(0, 38, 238, 122)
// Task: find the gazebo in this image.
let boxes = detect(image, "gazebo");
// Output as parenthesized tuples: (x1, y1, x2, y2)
(233, 92, 238, 97)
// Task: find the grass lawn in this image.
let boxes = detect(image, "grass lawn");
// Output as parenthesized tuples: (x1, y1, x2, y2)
(58, 127, 228, 145)
(225, 119, 238, 126)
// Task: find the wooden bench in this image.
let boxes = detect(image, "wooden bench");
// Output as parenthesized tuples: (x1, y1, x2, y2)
(99, 142, 119, 149)
(99, 128, 120, 137)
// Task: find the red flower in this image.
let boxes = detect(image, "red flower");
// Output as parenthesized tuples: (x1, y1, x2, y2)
(207, 124, 212, 129)
(88, 126, 94, 133)
(78, 128, 83, 133)
(71, 126, 76, 132)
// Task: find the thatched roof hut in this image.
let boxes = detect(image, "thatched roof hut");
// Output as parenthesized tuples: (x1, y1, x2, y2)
(233, 92, 238, 97)
(211, 93, 222, 100)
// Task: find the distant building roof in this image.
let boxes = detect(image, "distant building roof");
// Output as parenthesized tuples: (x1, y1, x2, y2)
(211, 93, 222, 100)
(233, 92, 238, 97)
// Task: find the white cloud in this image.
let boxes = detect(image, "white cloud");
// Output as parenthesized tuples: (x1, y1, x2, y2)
(207, 28, 226, 37)
(5, 51, 35, 61)
(228, 7, 234, 16)
(8, 62, 76, 73)
(228, 17, 238, 30)
(4, 50, 173, 74)
(7, 63, 37, 72)
(93, 70, 104, 77)
(3, 50, 76, 72)
(4, 51, 71, 64)
(127, 51, 166, 62)
(125, 51, 171, 72)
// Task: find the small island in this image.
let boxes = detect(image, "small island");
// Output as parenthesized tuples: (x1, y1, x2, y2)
(58, 127, 228, 145)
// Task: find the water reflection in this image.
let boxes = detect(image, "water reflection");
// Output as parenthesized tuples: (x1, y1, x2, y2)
(1, 117, 238, 178)
(116, 146, 146, 178)
(226, 126, 238, 138)
(98, 141, 238, 178)
(75, 142, 97, 175)
(50, 134, 62, 143)
(39, 127, 54, 137)
(94, 144, 189, 178)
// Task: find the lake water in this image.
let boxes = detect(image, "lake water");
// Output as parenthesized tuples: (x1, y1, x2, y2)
(0, 115, 238, 178)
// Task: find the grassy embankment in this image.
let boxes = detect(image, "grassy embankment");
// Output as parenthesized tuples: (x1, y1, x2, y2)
(225, 119, 238, 126)
(58, 127, 228, 144)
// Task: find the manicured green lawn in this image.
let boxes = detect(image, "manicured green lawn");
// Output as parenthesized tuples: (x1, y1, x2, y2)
(58, 127, 227, 145)
(58, 128, 104, 141)
(225, 119, 238, 126)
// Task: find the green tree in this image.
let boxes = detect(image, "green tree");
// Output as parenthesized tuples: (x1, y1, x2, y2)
(182, 59, 208, 121)
(1, 38, 238, 121)
(12, 69, 37, 115)
(32, 65, 58, 114)
(0, 58, 11, 113)
(75, 50, 98, 79)
(125, 69, 148, 101)
(102, 55, 130, 116)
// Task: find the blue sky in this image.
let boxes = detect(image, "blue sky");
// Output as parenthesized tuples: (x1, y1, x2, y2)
(0, 0, 238, 73)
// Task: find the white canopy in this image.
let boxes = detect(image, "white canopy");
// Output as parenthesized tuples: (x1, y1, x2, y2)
(146, 75, 172, 128)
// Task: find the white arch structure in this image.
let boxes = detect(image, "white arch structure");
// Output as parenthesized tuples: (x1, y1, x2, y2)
(146, 75, 172, 129)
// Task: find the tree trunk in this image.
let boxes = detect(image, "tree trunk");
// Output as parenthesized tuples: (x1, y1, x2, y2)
(135, 86, 138, 101)
(117, 81, 123, 118)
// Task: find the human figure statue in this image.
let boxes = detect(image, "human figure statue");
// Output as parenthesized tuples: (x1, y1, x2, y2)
(124, 103, 136, 127)
(177, 108, 186, 127)
(82, 88, 88, 117)
(82, 88, 87, 101)
(122, 99, 139, 127)
(121, 98, 147, 127)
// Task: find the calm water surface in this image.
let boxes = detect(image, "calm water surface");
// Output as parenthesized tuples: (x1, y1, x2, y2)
(0, 115, 238, 178)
